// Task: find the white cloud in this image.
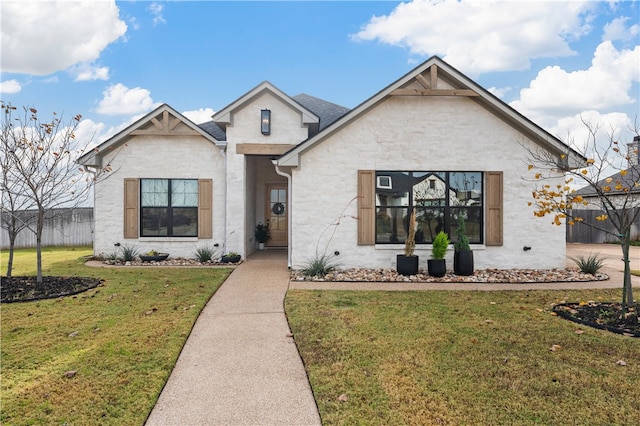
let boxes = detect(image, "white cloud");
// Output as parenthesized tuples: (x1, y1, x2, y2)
(487, 86, 511, 99)
(1, 1, 127, 75)
(96, 83, 159, 116)
(510, 41, 640, 126)
(0, 79, 22, 94)
(182, 108, 215, 124)
(71, 63, 110, 82)
(147, 2, 167, 26)
(352, 0, 595, 74)
(603, 16, 640, 42)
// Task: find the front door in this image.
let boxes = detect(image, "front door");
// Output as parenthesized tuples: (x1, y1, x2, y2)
(266, 184, 288, 247)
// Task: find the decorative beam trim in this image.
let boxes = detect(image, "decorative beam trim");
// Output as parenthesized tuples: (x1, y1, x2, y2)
(151, 117, 163, 131)
(415, 73, 431, 89)
(430, 64, 438, 89)
(130, 128, 202, 136)
(390, 88, 479, 97)
(236, 143, 297, 155)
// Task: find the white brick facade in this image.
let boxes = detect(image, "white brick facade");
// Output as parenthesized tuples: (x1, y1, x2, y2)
(85, 57, 575, 270)
(93, 134, 225, 259)
(288, 96, 566, 270)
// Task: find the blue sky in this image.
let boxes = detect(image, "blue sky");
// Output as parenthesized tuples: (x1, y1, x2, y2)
(1, 0, 639, 149)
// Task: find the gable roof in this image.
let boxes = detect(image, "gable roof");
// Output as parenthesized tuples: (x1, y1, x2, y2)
(212, 81, 319, 128)
(278, 56, 585, 168)
(292, 94, 350, 132)
(78, 103, 221, 168)
(574, 164, 640, 197)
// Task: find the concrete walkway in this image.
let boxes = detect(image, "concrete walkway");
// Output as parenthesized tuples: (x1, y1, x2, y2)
(145, 250, 321, 426)
(145, 244, 638, 424)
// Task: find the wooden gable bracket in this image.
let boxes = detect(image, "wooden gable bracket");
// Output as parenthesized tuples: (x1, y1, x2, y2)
(391, 64, 479, 97)
(131, 110, 200, 136)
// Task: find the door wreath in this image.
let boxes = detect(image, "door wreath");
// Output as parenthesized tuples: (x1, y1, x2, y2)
(272, 202, 285, 215)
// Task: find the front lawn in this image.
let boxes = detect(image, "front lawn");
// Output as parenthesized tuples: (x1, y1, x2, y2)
(1, 247, 231, 425)
(286, 289, 640, 425)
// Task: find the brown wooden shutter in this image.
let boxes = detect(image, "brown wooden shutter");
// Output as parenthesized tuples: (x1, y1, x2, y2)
(486, 171, 503, 246)
(198, 179, 213, 238)
(357, 170, 375, 245)
(123, 178, 139, 239)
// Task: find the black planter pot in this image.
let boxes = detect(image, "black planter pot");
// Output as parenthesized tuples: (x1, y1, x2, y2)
(397, 255, 419, 276)
(427, 259, 446, 277)
(221, 254, 241, 263)
(139, 253, 169, 262)
(454, 251, 474, 276)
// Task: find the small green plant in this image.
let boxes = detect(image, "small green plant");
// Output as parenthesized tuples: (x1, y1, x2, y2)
(146, 249, 158, 256)
(302, 254, 338, 278)
(454, 215, 471, 252)
(194, 245, 218, 262)
(572, 252, 605, 274)
(255, 222, 271, 243)
(431, 231, 449, 260)
(121, 245, 140, 261)
(105, 250, 120, 261)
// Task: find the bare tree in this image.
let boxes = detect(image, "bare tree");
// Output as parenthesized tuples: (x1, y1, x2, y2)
(526, 118, 639, 317)
(1, 113, 37, 276)
(0, 102, 112, 283)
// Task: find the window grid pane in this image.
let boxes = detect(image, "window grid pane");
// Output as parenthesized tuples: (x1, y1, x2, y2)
(375, 171, 483, 244)
(140, 179, 199, 237)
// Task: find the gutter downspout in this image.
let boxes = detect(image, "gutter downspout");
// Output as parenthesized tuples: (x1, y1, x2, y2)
(273, 160, 292, 269)
(221, 144, 228, 256)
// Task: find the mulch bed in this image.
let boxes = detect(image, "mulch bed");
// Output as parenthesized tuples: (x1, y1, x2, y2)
(1, 276, 102, 303)
(553, 302, 640, 337)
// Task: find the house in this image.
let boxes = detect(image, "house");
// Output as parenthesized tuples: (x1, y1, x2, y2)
(572, 137, 640, 210)
(78, 56, 584, 271)
(566, 138, 640, 243)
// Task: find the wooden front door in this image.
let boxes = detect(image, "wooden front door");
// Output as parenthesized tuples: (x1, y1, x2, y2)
(266, 185, 288, 247)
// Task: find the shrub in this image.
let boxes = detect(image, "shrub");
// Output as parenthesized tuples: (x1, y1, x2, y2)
(572, 252, 605, 274)
(431, 231, 450, 260)
(454, 215, 471, 252)
(302, 254, 338, 278)
(104, 250, 120, 261)
(121, 245, 140, 261)
(194, 245, 218, 262)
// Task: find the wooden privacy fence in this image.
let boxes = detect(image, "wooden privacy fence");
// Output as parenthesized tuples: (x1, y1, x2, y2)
(566, 208, 640, 243)
(0, 208, 93, 249)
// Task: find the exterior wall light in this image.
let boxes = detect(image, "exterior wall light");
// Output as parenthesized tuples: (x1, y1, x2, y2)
(261, 109, 271, 135)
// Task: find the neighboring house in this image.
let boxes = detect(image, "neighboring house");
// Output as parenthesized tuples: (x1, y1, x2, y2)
(79, 56, 584, 270)
(566, 142, 640, 243)
(572, 138, 640, 210)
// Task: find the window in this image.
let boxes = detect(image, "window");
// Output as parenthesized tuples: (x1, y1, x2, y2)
(377, 175, 392, 189)
(375, 171, 483, 244)
(140, 179, 198, 237)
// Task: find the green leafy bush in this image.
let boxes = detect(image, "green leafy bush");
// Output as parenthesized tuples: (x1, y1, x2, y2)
(121, 245, 140, 261)
(572, 252, 604, 274)
(194, 245, 218, 262)
(302, 254, 338, 277)
(431, 231, 450, 260)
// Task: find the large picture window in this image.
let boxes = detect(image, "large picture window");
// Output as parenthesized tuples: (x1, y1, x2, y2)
(375, 171, 483, 244)
(140, 179, 198, 237)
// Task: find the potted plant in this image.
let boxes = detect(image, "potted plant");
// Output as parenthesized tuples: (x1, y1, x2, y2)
(221, 252, 241, 263)
(428, 231, 449, 277)
(139, 249, 169, 262)
(254, 222, 271, 250)
(453, 215, 474, 276)
(396, 209, 419, 275)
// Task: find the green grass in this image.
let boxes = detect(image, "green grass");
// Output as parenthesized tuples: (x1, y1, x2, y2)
(1, 247, 232, 425)
(286, 289, 640, 425)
